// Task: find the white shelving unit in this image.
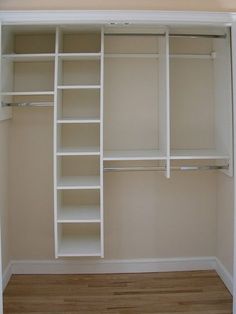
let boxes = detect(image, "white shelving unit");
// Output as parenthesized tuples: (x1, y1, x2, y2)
(0, 24, 232, 260)
(54, 27, 104, 257)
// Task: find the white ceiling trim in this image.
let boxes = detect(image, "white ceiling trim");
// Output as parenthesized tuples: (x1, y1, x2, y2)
(0, 10, 234, 26)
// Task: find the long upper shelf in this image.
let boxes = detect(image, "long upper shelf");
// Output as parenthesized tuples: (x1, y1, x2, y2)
(103, 149, 229, 161)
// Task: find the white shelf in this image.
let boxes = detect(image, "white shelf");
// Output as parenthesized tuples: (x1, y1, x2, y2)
(57, 146, 100, 156)
(58, 53, 101, 61)
(57, 85, 101, 90)
(57, 118, 100, 124)
(2, 53, 55, 62)
(58, 232, 101, 257)
(103, 150, 166, 161)
(1, 91, 54, 96)
(170, 149, 229, 160)
(57, 205, 100, 223)
(57, 176, 100, 190)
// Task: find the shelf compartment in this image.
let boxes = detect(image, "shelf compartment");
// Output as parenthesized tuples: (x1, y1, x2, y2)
(1, 61, 55, 94)
(57, 189, 100, 222)
(57, 89, 100, 120)
(2, 30, 56, 54)
(57, 223, 101, 257)
(58, 206, 100, 223)
(60, 32, 101, 54)
(103, 150, 166, 161)
(57, 124, 100, 153)
(57, 155, 100, 189)
(58, 60, 100, 87)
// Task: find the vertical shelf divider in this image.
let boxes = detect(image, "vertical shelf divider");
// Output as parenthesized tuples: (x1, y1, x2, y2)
(159, 29, 170, 178)
(100, 27, 104, 258)
(166, 30, 171, 178)
(54, 26, 60, 258)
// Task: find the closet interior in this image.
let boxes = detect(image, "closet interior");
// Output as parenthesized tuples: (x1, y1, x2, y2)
(0, 24, 233, 262)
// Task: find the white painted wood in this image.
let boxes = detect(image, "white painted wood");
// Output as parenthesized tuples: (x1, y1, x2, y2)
(9, 256, 216, 274)
(100, 27, 104, 258)
(213, 31, 233, 176)
(105, 53, 214, 59)
(58, 53, 101, 61)
(2, 262, 12, 291)
(103, 150, 166, 161)
(1, 91, 54, 96)
(57, 176, 100, 189)
(231, 21, 236, 314)
(54, 27, 60, 258)
(171, 149, 229, 160)
(215, 258, 233, 295)
(2, 53, 55, 61)
(57, 118, 100, 124)
(57, 85, 100, 90)
(0, 23, 12, 120)
(0, 11, 232, 26)
(57, 146, 100, 156)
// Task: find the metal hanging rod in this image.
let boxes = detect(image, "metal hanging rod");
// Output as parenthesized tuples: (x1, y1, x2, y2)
(1, 101, 54, 107)
(104, 165, 229, 172)
(104, 33, 226, 39)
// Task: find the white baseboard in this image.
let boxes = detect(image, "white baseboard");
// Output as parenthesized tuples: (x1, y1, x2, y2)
(10, 256, 216, 275)
(2, 262, 12, 290)
(215, 258, 233, 294)
(3, 257, 232, 296)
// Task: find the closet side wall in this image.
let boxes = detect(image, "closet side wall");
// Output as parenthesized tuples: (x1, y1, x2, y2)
(0, 121, 11, 272)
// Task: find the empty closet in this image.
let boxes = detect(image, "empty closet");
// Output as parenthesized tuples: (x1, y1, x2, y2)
(0, 11, 235, 313)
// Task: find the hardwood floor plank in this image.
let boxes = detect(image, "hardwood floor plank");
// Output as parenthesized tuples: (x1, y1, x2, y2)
(3, 270, 232, 314)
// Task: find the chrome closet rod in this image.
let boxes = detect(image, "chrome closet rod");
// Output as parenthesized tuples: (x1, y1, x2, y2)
(104, 165, 228, 172)
(104, 33, 226, 38)
(1, 101, 54, 107)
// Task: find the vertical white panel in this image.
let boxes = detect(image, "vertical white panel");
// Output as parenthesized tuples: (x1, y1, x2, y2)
(100, 27, 104, 258)
(0, 24, 12, 121)
(158, 30, 170, 178)
(54, 26, 60, 258)
(231, 22, 236, 314)
(213, 30, 233, 176)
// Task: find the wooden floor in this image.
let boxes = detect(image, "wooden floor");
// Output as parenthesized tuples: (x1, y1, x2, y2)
(3, 270, 232, 314)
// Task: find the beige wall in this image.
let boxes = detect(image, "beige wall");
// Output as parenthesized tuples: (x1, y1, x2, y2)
(9, 108, 54, 260)
(0, 0, 236, 11)
(0, 121, 10, 273)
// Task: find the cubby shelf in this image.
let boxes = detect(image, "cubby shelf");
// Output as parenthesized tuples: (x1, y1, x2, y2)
(57, 118, 100, 124)
(57, 205, 100, 223)
(1, 91, 54, 96)
(57, 176, 100, 190)
(57, 85, 101, 90)
(103, 150, 166, 161)
(2, 53, 56, 62)
(57, 147, 100, 156)
(58, 53, 101, 61)
(170, 149, 229, 160)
